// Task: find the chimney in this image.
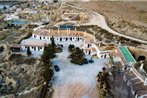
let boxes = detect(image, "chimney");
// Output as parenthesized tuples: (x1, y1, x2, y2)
(58, 27, 59, 34)
(69, 28, 70, 34)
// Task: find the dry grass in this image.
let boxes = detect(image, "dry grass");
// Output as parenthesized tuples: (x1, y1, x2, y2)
(74, 1, 147, 40)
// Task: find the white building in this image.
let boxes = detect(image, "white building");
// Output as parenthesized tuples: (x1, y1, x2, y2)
(20, 28, 111, 58)
(21, 39, 46, 52)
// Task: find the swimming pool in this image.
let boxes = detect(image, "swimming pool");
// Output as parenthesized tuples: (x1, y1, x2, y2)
(119, 46, 136, 63)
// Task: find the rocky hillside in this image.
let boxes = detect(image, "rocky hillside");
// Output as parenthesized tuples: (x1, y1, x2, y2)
(0, 48, 45, 97)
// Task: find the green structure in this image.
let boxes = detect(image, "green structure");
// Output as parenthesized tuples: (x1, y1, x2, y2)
(8, 19, 30, 26)
(119, 46, 136, 63)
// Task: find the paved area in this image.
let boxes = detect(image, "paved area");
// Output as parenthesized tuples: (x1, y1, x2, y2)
(52, 42, 109, 98)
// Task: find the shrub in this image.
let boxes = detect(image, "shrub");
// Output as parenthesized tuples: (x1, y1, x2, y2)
(0, 46, 4, 52)
(0, 34, 8, 41)
(69, 47, 86, 65)
(68, 44, 75, 52)
(83, 58, 88, 64)
(89, 59, 94, 63)
(9, 54, 23, 60)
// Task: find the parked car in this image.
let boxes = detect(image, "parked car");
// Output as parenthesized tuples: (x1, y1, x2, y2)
(54, 65, 60, 72)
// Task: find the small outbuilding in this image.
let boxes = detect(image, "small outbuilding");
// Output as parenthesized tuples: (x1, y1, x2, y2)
(10, 44, 21, 52)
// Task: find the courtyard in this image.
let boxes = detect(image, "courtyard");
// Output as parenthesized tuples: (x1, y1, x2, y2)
(51, 41, 109, 98)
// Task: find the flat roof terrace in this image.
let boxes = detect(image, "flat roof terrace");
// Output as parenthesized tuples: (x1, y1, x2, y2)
(119, 46, 136, 63)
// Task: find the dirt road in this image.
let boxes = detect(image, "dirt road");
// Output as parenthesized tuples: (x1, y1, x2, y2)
(64, 3, 147, 44)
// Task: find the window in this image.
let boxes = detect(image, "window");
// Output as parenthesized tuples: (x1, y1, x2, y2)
(38, 47, 42, 50)
(88, 44, 90, 48)
(44, 37, 45, 39)
(34, 47, 36, 51)
(101, 55, 103, 58)
(40, 36, 42, 40)
(66, 37, 68, 41)
(60, 38, 62, 41)
(104, 54, 106, 58)
(89, 51, 91, 55)
(70, 37, 72, 41)
(77, 37, 79, 41)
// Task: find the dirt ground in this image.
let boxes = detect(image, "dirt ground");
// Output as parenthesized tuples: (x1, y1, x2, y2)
(128, 46, 147, 60)
(53, 82, 98, 98)
(73, 1, 147, 40)
(74, 1, 147, 25)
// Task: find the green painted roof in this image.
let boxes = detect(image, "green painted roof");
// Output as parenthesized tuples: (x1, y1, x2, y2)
(119, 46, 136, 63)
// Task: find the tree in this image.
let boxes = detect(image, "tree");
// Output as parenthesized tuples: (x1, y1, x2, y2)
(42, 63, 54, 81)
(0, 46, 4, 52)
(51, 36, 56, 48)
(40, 36, 57, 98)
(42, 45, 56, 63)
(97, 69, 109, 98)
(27, 47, 31, 56)
(69, 47, 85, 65)
(68, 44, 75, 52)
(41, 36, 56, 64)
(3, 6, 7, 10)
(137, 56, 146, 61)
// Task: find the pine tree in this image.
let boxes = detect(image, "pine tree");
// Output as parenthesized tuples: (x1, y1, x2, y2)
(51, 36, 56, 48)
(41, 36, 57, 81)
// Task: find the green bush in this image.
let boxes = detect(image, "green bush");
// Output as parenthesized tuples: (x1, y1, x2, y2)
(69, 47, 86, 65)
(68, 44, 75, 52)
